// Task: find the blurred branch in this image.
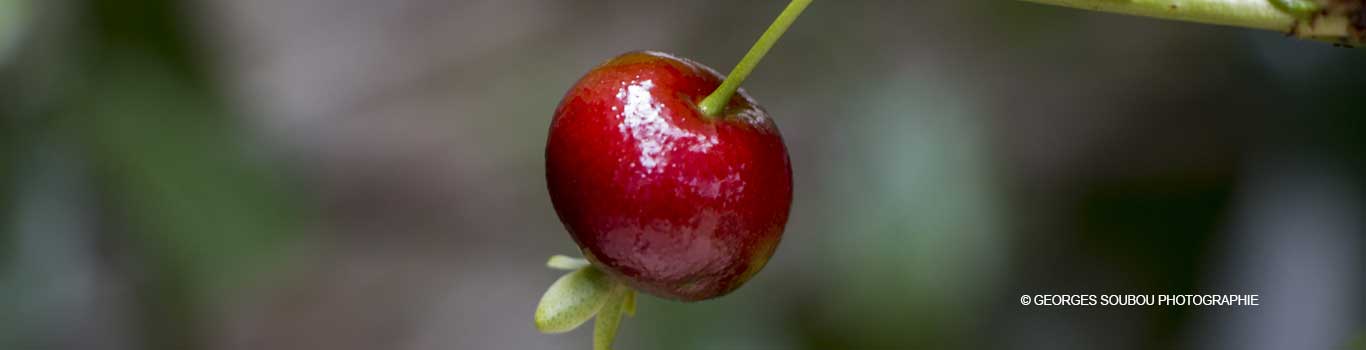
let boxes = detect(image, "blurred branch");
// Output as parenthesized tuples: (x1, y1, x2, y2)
(1017, 0, 1365, 46)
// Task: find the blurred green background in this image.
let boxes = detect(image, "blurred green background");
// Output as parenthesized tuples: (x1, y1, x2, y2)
(2, 0, 1364, 349)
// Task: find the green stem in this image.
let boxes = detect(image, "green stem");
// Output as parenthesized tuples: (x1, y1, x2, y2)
(698, 0, 813, 118)
(1016, 0, 1363, 45)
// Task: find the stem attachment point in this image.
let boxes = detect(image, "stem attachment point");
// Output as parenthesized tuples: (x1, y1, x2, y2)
(698, 0, 813, 118)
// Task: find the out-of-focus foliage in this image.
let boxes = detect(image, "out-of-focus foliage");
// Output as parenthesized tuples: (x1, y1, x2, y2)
(0, 0, 26, 64)
(3, 0, 308, 349)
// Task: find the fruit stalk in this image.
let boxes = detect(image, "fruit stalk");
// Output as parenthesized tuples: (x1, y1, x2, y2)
(697, 0, 813, 117)
(1015, 0, 1364, 46)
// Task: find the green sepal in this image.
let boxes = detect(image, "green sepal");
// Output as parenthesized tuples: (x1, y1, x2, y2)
(535, 255, 639, 349)
(547, 254, 590, 270)
(623, 290, 636, 317)
(594, 285, 628, 350)
(534, 266, 615, 333)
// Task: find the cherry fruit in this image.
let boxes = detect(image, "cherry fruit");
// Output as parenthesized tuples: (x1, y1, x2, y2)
(547, 50, 793, 301)
(535, 1, 811, 349)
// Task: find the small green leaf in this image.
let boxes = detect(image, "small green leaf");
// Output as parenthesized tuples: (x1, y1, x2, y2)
(622, 290, 636, 317)
(547, 255, 590, 270)
(535, 266, 614, 333)
(594, 286, 628, 350)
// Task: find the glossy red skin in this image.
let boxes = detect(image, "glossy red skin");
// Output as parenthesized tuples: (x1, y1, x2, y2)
(546, 51, 792, 301)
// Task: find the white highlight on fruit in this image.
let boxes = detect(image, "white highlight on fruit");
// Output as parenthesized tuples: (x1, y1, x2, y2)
(616, 79, 690, 174)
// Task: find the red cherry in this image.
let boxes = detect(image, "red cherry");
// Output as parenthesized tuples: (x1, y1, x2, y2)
(545, 51, 793, 301)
